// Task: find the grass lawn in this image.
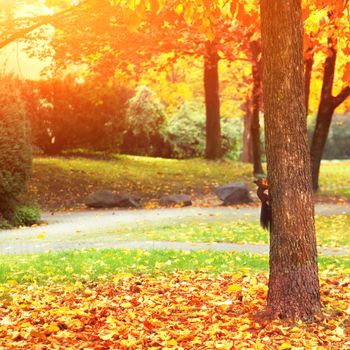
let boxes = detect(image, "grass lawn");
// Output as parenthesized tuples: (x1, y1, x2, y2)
(75, 214, 350, 248)
(318, 160, 350, 198)
(0, 249, 349, 285)
(27, 154, 350, 210)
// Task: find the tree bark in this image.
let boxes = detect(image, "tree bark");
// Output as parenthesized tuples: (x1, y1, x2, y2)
(250, 40, 264, 175)
(204, 41, 221, 160)
(242, 97, 253, 163)
(261, 0, 321, 319)
(310, 39, 350, 191)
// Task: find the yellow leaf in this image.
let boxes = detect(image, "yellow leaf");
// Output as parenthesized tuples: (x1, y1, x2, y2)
(99, 329, 116, 341)
(175, 4, 183, 15)
(121, 302, 133, 308)
(227, 284, 242, 293)
(238, 324, 250, 331)
(335, 327, 344, 336)
(48, 323, 60, 334)
(279, 343, 292, 350)
(37, 232, 46, 239)
(165, 339, 178, 346)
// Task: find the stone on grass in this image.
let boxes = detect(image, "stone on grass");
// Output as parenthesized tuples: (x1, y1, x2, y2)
(214, 182, 252, 205)
(160, 194, 192, 207)
(85, 189, 120, 208)
(85, 190, 140, 209)
(114, 193, 141, 208)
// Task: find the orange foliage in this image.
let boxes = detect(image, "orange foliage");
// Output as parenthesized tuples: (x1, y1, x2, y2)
(0, 273, 349, 349)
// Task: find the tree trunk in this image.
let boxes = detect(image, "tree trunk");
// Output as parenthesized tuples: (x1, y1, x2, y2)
(242, 97, 253, 163)
(250, 40, 264, 175)
(204, 41, 221, 160)
(310, 105, 334, 191)
(304, 48, 314, 115)
(310, 39, 350, 191)
(261, 0, 321, 320)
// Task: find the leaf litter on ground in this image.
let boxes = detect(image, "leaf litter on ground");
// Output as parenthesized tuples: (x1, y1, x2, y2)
(0, 272, 349, 349)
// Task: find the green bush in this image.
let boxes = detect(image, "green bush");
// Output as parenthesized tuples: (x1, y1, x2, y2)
(323, 115, 350, 159)
(221, 118, 243, 160)
(164, 103, 242, 159)
(0, 217, 11, 229)
(24, 77, 131, 154)
(0, 76, 32, 220)
(122, 86, 169, 157)
(165, 104, 205, 158)
(12, 205, 41, 227)
(307, 114, 350, 160)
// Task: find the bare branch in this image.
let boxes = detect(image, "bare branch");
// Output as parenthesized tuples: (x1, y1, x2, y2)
(332, 86, 350, 109)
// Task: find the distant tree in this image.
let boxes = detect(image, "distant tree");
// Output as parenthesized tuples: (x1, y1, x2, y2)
(309, 3, 350, 190)
(301, 1, 350, 190)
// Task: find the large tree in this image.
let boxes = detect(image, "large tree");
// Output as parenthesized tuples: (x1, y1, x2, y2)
(260, 0, 321, 319)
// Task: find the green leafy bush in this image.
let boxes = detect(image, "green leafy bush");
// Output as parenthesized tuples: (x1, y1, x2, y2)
(307, 114, 350, 160)
(24, 76, 131, 154)
(12, 205, 41, 227)
(0, 217, 11, 229)
(323, 115, 350, 159)
(122, 86, 169, 157)
(165, 104, 205, 158)
(164, 103, 242, 159)
(0, 76, 32, 220)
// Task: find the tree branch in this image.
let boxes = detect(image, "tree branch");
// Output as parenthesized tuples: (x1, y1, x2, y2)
(332, 86, 350, 109)
(0, 0, 92, 50)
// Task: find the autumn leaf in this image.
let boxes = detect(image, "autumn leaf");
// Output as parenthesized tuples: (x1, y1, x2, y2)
(0, 272, 348, 349)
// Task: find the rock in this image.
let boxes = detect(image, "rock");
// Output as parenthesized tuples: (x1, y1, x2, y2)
(214, 182, 252, 205)
(114, 193, 141, 208)
(85, 189, 120, 208)
(160, 194, 192, 207)
(85, 190, 141, 209)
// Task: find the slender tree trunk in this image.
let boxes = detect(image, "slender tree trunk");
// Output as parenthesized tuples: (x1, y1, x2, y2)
(310, 39, 350, 191)
(204, 41, 221, 160)
(261, 0, 321, 320)
(250, 40, 264, 175)
(242, 97, 253, 163)
(304, 48, 314, 115)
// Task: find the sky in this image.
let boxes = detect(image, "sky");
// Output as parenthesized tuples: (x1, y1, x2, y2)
(0, 42, 50, 80)
(0, 1, 53, 80)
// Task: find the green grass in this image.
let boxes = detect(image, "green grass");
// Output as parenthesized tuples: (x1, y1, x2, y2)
(27, 155, 350, 210)
(319, 160, 350, 197)
(315, 214, 350, 247)
(0, 249, 348, 285)
(28, 155, 252, 210)
(107, 220, 268, 244)
(89, 214, 350, 247)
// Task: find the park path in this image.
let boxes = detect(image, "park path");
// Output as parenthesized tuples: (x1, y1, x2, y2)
(0, 204, 349, 255)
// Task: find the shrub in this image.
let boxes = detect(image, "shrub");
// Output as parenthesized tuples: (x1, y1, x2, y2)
(307, 114, 350, 160)
(221, 118, 243, 160)
(122, 86, 169, 157)
(23, 77, 131, 154)
(164, 103, 242, 159)
(165, 104, 205, 158)
(0, 76, 32, 220)
(323, 115, 350, 159)
(0, 217, 11, 229)
(12, 205, 41, 227)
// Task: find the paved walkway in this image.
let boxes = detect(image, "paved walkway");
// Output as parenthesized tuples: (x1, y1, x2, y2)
(0, 204, 349, 255)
